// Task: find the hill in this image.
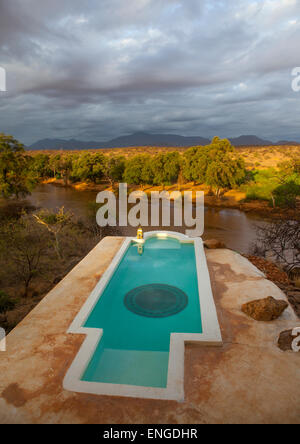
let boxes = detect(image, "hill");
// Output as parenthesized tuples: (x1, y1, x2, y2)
(27, 132, 297, 151)
(229, 135, 273, 146)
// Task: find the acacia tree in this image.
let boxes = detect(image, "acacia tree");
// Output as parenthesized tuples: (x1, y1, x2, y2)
(71, 153, 94, 182)
(71, 153, 106, 183)
(204, 137, 245, 197)
(0, 215, 48, 297)
(33, 207, 73, 259)
(49, 154, 61, 178)
(102, 156, 126, 187)
(151, 152, 181, 187)
(58, 154, 73, 186)
(277, 157, 300, 181)
(29, 153, 51, 179)
(0, 133, 34, 198)
(182, 138, 246, 196)
(123, 155, 153, 185)
(182, 146, 210, 185)
(253, 216, 300, 278)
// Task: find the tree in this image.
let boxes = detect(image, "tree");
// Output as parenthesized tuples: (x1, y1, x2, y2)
(49, 154, 62, 178)
(71, 153, 93, 182)
(0, 133, 35, 198)
(102, 156, 126, 187)
(151, 152, 181, 186)
(123, 155, 153, 185)
(253, 215, 300, 277)
(71, 153, 106, 183)
(0, 215, 48, 297)
(33, 207, 73, 259)
(30, 153, 51, 179)
(182, 138, 246, 196)
(91, 153, 106, 183)
(278, 157, 300, 181)
(58, 154, 73, 186)
(204, 137, 245, 197)
(182, 146, 210, 184)
(86, 201, 104, 238)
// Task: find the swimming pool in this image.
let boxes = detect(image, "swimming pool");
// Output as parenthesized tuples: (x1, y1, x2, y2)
(64, 232, 222, 401)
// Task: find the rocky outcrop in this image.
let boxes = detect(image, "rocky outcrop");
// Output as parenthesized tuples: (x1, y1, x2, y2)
(242, 296, 288, 321)
(278, 329, 300, 352)
(204, 239, 226, 249)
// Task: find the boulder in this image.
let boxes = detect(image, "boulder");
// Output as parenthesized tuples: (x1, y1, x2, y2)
(278, 329, 300, 352)
(241, 296, 288, 321)
(204, 239, 226, 249)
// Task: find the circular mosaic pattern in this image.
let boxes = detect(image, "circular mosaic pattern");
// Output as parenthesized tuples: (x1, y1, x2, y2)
(124, 284, 188, 318)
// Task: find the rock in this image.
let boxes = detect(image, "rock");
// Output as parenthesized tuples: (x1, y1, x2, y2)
(204, 239, 226, 249)
(278, 329, 300, 352)
(241, 296, 288, 321)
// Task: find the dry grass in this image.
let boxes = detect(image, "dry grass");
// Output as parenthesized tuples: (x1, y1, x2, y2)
(237, 145, 300, 169)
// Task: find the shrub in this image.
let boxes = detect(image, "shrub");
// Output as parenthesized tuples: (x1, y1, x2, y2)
(273, 181, 300, 208)
(0, 291, 17, 313)
(240, 168, 280, 203)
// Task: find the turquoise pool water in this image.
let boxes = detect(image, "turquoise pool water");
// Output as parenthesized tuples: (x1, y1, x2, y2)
(82, 237, 202, 388)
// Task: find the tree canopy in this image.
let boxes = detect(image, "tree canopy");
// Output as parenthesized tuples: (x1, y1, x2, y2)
(183, 137, 246, 196)
(0, 133, 35, 198)
(123, 155, 153, 185)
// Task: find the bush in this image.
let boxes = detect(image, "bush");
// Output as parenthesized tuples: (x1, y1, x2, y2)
(240, 168, 280, 202)
(244, 190, 265, 202)
(273, 181, 300, 208)
(0, 291, 17, 313)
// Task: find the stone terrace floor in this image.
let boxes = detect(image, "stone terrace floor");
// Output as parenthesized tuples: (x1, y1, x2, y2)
(0, 237, 299, 424)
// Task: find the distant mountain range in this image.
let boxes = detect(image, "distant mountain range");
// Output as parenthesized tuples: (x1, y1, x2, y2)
(27, 132, 299, 150)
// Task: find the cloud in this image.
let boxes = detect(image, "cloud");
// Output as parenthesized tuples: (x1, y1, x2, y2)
(0, 0, 299, 144)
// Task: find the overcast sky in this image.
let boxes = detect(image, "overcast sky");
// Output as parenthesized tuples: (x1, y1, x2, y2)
(0, 0, 300, 145)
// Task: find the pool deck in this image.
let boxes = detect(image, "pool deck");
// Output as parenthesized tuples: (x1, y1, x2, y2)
(0, 236, 299, 424)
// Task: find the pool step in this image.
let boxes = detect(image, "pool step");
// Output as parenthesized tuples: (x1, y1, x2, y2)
(82, 348, 169, 388)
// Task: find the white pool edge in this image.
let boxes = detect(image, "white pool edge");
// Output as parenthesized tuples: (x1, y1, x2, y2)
(63, 231, 222, 402)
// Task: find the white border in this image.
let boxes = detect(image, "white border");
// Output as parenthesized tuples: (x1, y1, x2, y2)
(63, 232, 222, 401)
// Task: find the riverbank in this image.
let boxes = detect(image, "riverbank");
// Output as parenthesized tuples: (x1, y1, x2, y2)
(42, 178, 298, 220)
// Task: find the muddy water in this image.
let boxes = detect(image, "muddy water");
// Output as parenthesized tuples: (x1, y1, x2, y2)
(25, 183, 267, 254)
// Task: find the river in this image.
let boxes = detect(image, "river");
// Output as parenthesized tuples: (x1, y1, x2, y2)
(21, 183, 269, 254)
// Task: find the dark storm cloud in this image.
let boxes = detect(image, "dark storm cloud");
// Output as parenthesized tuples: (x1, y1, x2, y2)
(0, 0, 300, 144)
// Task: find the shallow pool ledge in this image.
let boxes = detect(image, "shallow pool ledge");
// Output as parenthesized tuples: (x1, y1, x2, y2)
(63, 232, 222, 402)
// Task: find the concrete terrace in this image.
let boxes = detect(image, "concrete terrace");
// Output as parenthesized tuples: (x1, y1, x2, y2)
(0, 236, 299, 424)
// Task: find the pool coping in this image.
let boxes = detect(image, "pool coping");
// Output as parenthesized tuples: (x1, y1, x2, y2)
(63, 231, 222, 401)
